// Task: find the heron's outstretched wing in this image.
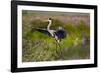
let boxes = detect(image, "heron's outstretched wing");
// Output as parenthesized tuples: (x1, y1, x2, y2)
(32, 28, 51, 36)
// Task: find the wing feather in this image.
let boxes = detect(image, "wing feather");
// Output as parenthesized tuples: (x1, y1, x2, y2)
(32, 28, 51, 36)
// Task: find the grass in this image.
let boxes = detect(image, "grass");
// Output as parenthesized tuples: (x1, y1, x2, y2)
(22, 26, 90, 62)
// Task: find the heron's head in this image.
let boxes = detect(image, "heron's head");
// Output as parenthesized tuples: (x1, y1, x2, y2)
(48, 18, 52, 22)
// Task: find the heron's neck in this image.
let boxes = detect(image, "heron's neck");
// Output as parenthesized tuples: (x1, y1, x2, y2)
(47, 20, 52, 30)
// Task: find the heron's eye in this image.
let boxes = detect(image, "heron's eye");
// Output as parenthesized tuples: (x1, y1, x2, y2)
(49, 18, 52, 20)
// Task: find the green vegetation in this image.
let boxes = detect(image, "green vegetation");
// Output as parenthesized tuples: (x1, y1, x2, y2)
(22, 12, 90, 62)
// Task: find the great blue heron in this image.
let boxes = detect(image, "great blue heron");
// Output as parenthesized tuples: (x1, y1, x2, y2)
(32, 18, 67, 44)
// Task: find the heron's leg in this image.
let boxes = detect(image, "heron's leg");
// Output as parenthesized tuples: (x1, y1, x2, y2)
(56, 39, 63, 55)
(54, 36, 62, 55)
(54, 36, 60, 48)
(55, 39, 63, 59)
(53, 38, 58, 54)
(56, 39, 61, 49)
(55, 39, 61, 52)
